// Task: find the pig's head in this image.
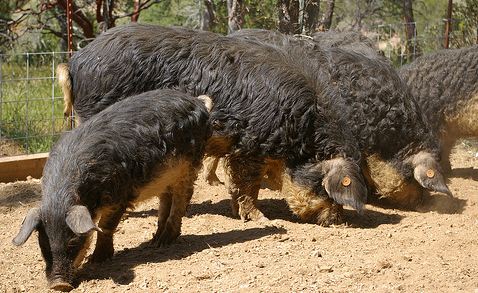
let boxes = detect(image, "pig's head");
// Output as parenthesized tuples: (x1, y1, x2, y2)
(12, 205, 100, 291)
(408, 151, 452, 196)
(319, 157, 368, 213)
(287, 157, 368, 213)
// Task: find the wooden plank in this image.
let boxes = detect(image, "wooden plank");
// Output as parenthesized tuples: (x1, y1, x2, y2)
(0, 153, 49, 183)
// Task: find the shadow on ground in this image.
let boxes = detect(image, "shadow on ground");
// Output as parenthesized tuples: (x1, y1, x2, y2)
(129, 197, 405, 231)
(449, 167, 478, 181)
(0, 181, 41, 208)
(76, 225, 287, 286)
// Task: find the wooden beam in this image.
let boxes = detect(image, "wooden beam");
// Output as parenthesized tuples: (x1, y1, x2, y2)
(0, 153, 49, 183)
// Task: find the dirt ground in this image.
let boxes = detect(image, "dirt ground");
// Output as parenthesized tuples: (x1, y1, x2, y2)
(1, 140, 478, 293)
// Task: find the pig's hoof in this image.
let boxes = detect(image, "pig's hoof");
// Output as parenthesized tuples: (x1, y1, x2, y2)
(89, 250, 113, 263)
(315, 208, 343, 227)
(50, 281, 74, 292)
(206, 174, 222, 186)
(237, 195, 268, 222)
(89, 242, 114, 263)
(151, 231, 178, 247)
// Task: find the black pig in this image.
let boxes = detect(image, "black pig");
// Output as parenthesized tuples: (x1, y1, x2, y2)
(12, 89, 212, 291)
(229, 29, 451, 209)
(399, 45, 478, 173)
(57, 23, 368, 226)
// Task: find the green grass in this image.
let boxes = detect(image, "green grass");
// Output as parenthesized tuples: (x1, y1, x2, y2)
(1, 53, 70, 156)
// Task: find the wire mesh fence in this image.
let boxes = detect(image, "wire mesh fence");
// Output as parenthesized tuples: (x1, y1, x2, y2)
(0, 52, 71, 157)
(1, 19, 477, 157)
(365, 18, 478, 67)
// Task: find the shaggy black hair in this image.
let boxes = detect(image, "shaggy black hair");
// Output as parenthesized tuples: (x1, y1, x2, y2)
(311, 29, 389, 63)
(399, 46, 478, 172)
(58, 23, 368, 224)
(13, 89, 212, 290)
(229, 29, 451, 209)
(67, 24, 356, 162)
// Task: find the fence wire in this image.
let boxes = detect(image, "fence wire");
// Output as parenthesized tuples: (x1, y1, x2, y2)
(365, 18, 478, 66)
(1, 19, 477, 157)
(0, 52, 71, 157)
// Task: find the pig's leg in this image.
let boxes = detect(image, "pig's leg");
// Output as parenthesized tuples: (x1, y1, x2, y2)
(155, 191, 173, 241)
(152, 167, 196, 246)
(226, 155, 269, 222)
(90, 205, 126, 263)
(263, 160, 284, 190)
(203, 156, 222, 186)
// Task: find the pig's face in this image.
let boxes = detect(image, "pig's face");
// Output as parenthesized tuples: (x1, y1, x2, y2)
(13, 205, 100, 291)
(37, 217, 91, 291)
(408, 151, 452, 196)
(286, 157, 368, 213)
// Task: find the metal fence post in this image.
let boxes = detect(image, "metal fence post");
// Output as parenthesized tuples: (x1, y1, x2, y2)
(66, 0, 75, 129)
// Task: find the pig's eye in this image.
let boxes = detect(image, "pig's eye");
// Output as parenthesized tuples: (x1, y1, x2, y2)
(38, 226, 53, 265)
(67, 236, 82, 248)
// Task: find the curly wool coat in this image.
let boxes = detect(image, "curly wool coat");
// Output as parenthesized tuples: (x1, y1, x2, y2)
(57, 23, 368, 226)
(12, 89, 212, 290)
(399, 45, 478, 172)
(229, 29, 451, 209)
(311, 29, 390, 64)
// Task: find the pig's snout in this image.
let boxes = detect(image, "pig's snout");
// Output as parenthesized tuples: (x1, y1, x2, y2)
(49, 277, 74, 292)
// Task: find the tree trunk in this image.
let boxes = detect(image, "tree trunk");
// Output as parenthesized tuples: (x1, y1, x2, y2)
(57, 0, 95, 38)
(322, 0, 335, 31)
(200, 0, 216, 31)
(131, 0, 140, 22)
(57, 6, 69, 51)
(305, 0, 320, 34)
(298, 0, 305, 33)
(227, 0, 243, 34)
(102, 0, 115, 28)
(402, 0, 420, 57)
(277, 0, 300, 34)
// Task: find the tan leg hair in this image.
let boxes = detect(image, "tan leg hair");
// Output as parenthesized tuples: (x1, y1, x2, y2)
(441, 92, 478, 172)
(56, 63, 73, 117)
(364, 153, 422, 209)
(72, 231, 94, 269)
(263, 159, 285, 190)
(224, 155, 269, 222)
(147, 159, 196, 245)
(282, 172, 343, 226)
(153, 169, 196, 246)
(202, 136, 233, 186)
(445, 92, 478, 136)
(202, 156, 222, 186)
(205, 136, 233, 157)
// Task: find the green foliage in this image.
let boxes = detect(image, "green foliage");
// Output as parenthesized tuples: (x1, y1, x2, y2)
(454, 0, 478, 19)
(211, 0, 229, 34)
(4, 0, 478, 53)
(414, 0, 448, 22)
(0, 0, 14, 53)
(452, 0, 478, 47)
(331, 0, 450, 31)
(239, 0, 278, 30)
(1, 54, 69, 155)
(207, 0, 277, 34)
(139, 0, 200, 28)
(139, 0, 277, 34)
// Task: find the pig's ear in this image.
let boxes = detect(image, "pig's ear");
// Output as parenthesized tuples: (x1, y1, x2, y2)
(197, 95, 213, 112)
(66, 205, 102, 235)
(12, 207, 41, 246)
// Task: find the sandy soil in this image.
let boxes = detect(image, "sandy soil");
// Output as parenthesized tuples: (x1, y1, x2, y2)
(1, 140, 478, 293)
